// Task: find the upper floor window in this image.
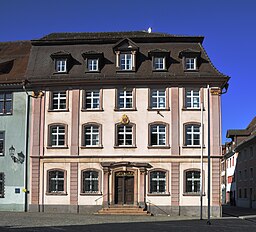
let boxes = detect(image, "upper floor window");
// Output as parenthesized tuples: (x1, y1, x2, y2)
(48, 124, 67, 148)
(148, 49, 169, 72)
(185, 124, 201, 146)
(55, 58, 67, 73)
(88, 59, 99, 71)
(153, 57, 165, 70)
(49, 91, 67, 111)
(149, 171, 167, 194)
(48, 170, 65, 194)
(116, 89, 135, 110)
(185, 58, 196, 70)
(83, 90, 101, 110)
(0, 173, 4, 198)
(81, 170, 100, 194)
(150, 89, 167, 109)
(120, 53, 132, 70)
(0, 93, 12, 115)
(82, 124, 102, 147)
(149, 123, 168, 147)
(115, 123, 135, 147)
(0, 131, 4, 156)
(185, 170, 200, 193)
(185, 88, 200, 109)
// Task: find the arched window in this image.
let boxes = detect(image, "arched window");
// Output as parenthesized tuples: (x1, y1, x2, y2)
(149, 122, 169, 147)
(82, 123, 102, 147)
(48, 124, 67, 147)
(115, 122, 136, 147)
(184, 123, 201, 146)
(185, 170, 200, 193)
(81, 170, 100, 193)
(48, 170, 65, 193)
(149, 170, 167, 194)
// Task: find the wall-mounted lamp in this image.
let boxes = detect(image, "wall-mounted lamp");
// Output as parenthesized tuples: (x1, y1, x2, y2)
(9, 145, 25, 164)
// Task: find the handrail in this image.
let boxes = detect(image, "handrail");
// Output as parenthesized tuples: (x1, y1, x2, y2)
(95, 193, 112, 205)
(146, 200, 170, 216)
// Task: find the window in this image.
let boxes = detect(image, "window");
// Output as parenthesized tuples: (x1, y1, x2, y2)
(239, 189, 242, 198)
(83, 90, 101, 110)
(250, 168, 253, 179)
(117, 89, 133, 110)
(115, 124, 135, 147)
(153, 57, 165, 70)
(185, 170, 200, 193)
(239, 170, 242, 181)
(82, 170, 99, 193)
(0, 131, 4, 156)
(0, 93, 12, 115)
(185, 58, 196, 70)
(150, 89, 166, 109)
(149, 124, 167, 147)
(250, 147, 253, 158)
(55, 59, 67, 73)
(88, 59, 99, 71)
(120, 53, 132, 70)
(50, 91, 67, 110)
(185, 124, 201, 146)
(244, 188, 247, 198)
(48, 170, 65, 193)
(82, 124, 101, 147)
(185, 88, 200, 109)
(149, 171, 166, 194)
(0, 173, 4, 198)
(49, 124, 66, 147)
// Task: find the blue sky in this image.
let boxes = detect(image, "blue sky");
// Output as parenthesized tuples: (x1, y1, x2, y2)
(1, 0, 255, 142)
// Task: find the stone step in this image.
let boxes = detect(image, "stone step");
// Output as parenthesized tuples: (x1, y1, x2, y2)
(96, 207, 152, 216)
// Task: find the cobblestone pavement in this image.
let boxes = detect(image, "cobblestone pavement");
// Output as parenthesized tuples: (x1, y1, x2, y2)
(0, 212, 256, 232)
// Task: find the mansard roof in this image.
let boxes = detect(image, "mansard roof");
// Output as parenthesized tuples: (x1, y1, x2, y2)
(0, 41, 31, 88)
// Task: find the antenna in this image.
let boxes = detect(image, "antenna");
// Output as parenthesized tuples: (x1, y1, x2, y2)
(148, 27, 152, 33)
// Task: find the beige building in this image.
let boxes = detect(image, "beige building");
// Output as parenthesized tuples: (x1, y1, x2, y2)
(26, 31, 229, 216)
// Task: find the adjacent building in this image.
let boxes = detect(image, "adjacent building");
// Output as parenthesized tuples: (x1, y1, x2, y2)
(225, 117, 256, 208)
(25, 31, 229, 216)
(0, 41, 31, 211)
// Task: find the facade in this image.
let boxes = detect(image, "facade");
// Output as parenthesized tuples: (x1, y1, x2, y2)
(0, 41, 31, 211)
(226, 117, 256, 208)
(26, 31, 229, 216)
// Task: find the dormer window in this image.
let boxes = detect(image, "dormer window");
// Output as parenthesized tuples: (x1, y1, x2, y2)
(113, 38, 138, 72)
(55, 59, 67, 73)
(82, 51, 103, 73)
(148, 49, 169, 72)
(179, 49, 201, 72)
(185, 58, 196, 70)
(50, 51, 72, 74)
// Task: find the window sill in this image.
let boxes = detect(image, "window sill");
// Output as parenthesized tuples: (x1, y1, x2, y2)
(152, 69, 168, 72)
(114, 146, 137, 149)
(81, 109, 103, 112)
(114, 108, 137, 112)
(148, 145, 170, 149)
(46, 146, 69, 149)
(81, 146, 103, 149)
(80, 192, 102, 196)
(0, 113, 13, 116)
(85, 71, 101, 73)
(53, 72, 68, 75)
(116, 69, 135, 73)
(46, 192, 68, 196)
(48, 109, 69, 112)
(183, 192, 205, 196)
(147, 192, 170, 196)
(147, 108, 170, 111)
(182, 146, 205, 149)
(182, 108, 205, 111)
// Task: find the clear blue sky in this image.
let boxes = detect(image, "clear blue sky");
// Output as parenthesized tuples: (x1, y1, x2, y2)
(1, 0, 255, 143)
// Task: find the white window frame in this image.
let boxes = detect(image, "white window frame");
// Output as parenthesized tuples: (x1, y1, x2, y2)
(150, 171, 166, 193)
(55, 59, 67, 73)
(88, 59, 99, 71)
(185, 124, 201, 146)
(120, 53, 132, 70)
(85, 90, 100, 109)
(50, 125, 66, 147)
(84, 125, 100, 147)
(52, 92, 67, 110)
(117, 125, 133, 146)
(150, 124, 166, 146)
(185, 88, 200, 109)
(154, 57, 165, 70)
(48, 170, 65, 193)
(82, 171, 99, 193)
(151, 89, 166, 109)
(185, 58, 196, 70)
(118, 89, 133, 109)
(185, 170, 200, 193)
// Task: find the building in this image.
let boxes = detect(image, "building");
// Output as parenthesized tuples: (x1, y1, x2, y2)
(25, 31, 229, 216)
(0, 41, 31, 211)
(226, 117, 256, 208)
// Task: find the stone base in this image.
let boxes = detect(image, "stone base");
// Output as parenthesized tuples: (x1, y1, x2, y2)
(0, 204, 25, 212)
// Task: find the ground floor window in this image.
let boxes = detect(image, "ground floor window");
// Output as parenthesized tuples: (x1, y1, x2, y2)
(82, 170, 99, 193)
(185, 170, 200, 193)
(149, 171, 166, 194)
(48, 170, 65, 193)
(0, 173, 4, 198)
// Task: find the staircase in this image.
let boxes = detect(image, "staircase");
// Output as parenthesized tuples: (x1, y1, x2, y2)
(97, 205, 152, 216)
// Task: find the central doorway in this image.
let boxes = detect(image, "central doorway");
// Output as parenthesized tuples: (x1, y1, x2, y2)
(115, 171, 134, 205)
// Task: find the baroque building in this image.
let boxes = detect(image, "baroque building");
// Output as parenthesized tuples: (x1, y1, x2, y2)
(25, 31, 229, 216)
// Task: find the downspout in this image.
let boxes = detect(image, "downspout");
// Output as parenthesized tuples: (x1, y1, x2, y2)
(207, 84, 211, 225)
